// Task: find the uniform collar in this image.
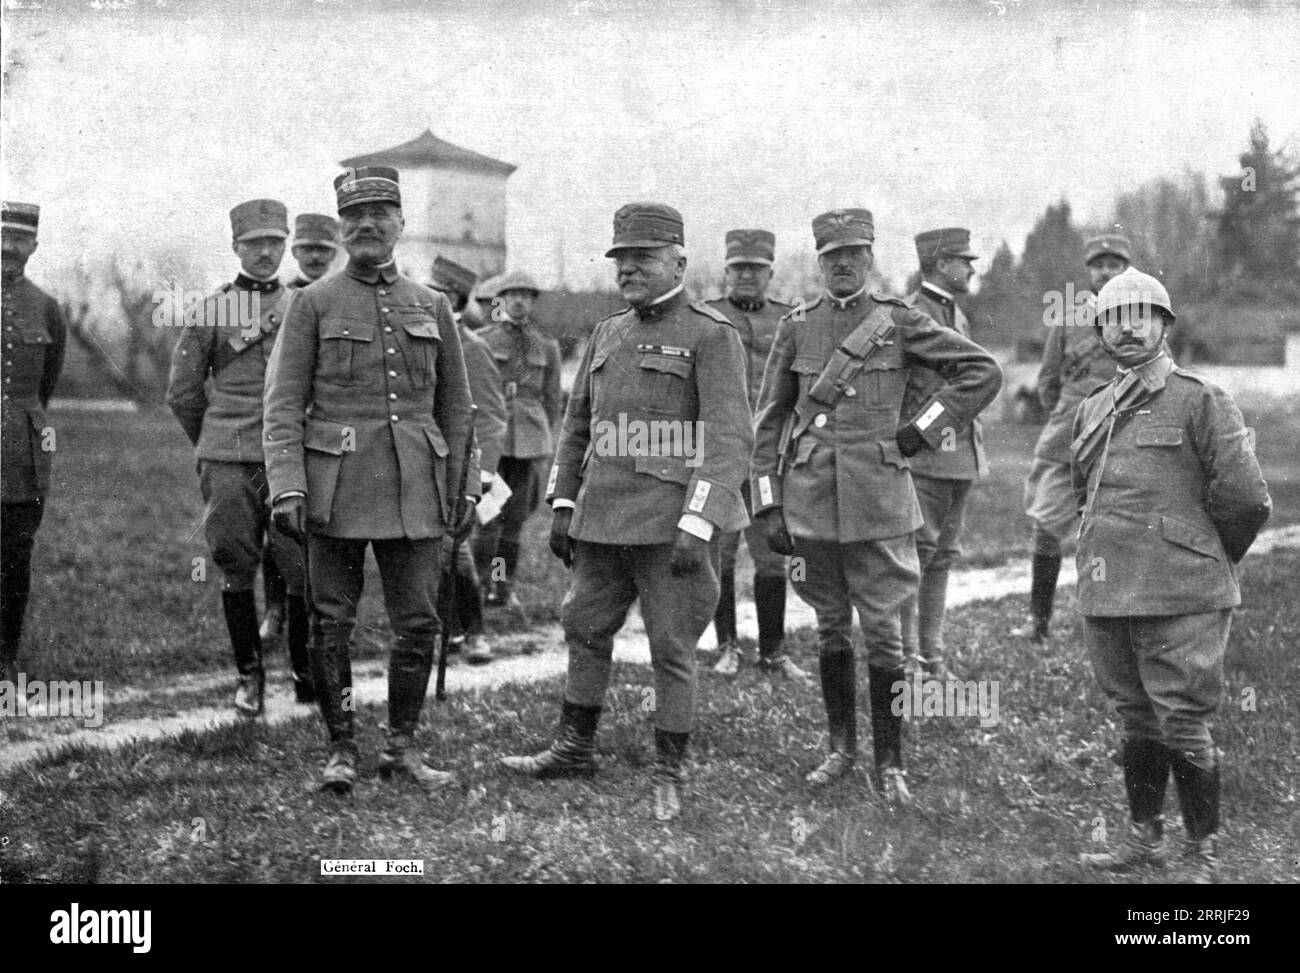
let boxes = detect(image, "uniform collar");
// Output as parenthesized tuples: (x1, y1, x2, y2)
(636, 283, 686, 321)
(921, 280, 955, 306)
(1118, 351, 1175, 394)
(234, 272, 281, 293)
(824, 284, 868, 310)
(726, 293, 767, 313)
(345, 259, 399, 285)
(292, 275, 315, 288)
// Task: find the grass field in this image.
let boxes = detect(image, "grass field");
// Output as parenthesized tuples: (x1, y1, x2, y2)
(1, 404, 1297, 883)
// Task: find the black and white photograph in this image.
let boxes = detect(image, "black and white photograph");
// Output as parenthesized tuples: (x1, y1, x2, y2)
(1, 0, 1297, 910)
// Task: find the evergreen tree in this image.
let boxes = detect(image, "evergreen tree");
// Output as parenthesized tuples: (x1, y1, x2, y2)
(1217, 119, 1300, 288)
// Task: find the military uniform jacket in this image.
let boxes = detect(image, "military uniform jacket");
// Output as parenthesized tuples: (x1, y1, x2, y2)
(1070, 356, 1271, 616)
(262, 262, 475, 540)
(901, 285, 990, 480)
(1, 275, 66, 502)
(460, 319, 507, 477)
(478, 318, 562, 459)
(751, 290, 1002, 542)
(705, 295, 792, 408)
(166, 278, 292, 463)
(547, 289, 752, 545)
(1034, 296, 1118, 464)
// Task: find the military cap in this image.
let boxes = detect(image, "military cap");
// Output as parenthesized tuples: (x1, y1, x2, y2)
(292, 213, 340, 249)
(431, 256, 478, 296)
(724, 229, 775, 266)
(605, 202, 685, 256)
(915, 227, 978, 261)
(1083, 233, 1132, 265)
(229, 199, 289, 242)
(495, 269, 541, 296)
(813, 208, 875, 255)
(1094, 266, 1175, 323)
(334, 165, 401, 212)
(1, 201, 40, 236)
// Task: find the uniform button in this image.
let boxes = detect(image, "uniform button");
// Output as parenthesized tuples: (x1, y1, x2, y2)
(385, 326, 393, 333)
(390, 414, 399, 422)
(388, 370, 397, 378)
(342, 329, 349, 335)
(379, 289, 388, 296)
(243, 336, 251, 342)
(270, 315, 278, 324)
(388, 392, 397, 400)
(387, 348, 396, 355)
(814, 413, 827, 428)
(382, 308, 391, 314)
(844, 386, 856, 397)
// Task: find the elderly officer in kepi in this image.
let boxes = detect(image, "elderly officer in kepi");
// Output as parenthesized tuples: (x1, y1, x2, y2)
(264, 167, 477, 795)
(430, 256, 507, 665)
(1, 202, 66, 688)
(1073, 269, 1270, 884)
(501, 203, 752, 822)
(899, 228, 998, 683)
(705, 229, 808, 685)
(473, 269, 562, 612)
(260, 213, 341, 650)
(751, 209, 1001, 801)
(1013, 234, 1131, 643)
(167, 199, 312, 715)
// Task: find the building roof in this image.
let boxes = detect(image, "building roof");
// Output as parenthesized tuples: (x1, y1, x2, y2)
(340, 129, 517, 178)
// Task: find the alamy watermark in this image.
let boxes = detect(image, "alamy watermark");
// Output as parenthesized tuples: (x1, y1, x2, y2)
(152, 277, 261, 339)
(891, 672, 1000, 728)
(0, 673, 104, 728)
(592, 413, 703, 467)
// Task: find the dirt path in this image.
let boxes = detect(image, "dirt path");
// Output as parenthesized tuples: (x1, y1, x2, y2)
(4, 524, 1298, 776)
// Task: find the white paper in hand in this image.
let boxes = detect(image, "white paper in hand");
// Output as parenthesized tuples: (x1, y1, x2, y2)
(476, 474, 514, 525)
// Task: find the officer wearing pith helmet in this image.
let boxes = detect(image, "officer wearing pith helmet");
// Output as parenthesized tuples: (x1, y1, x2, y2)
(1, 202, 67, 688)
(750, 208, 1002, 801)
(899, 227, 996, 683)
(430, 256, 507, 664)
(705, 229, 807, 685)
(167, 199, 309, 715)
(264, 167, 478, 795)
(502, 203, 753, 822)
(1015, 233, 1131, 643)
(1072, 268, 1270, 883)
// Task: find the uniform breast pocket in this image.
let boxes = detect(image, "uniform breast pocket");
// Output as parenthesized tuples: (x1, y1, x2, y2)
(319, 316, 374, 386)
(860, 358, 906, 409)
(11, 327, 53, 373)
(400, 315, 441, 388)
(637, 352, 693, 414)
(791, 355, 823, 396)
(1135, 425, 1184, 448)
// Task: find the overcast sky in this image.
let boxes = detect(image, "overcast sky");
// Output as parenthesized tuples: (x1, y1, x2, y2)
(3, 0, 1297, 292)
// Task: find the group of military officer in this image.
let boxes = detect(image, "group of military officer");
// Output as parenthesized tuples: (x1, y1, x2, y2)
(0, 183, 1271, 880)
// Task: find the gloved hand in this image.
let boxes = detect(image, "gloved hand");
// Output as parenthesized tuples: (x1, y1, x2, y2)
(452, 497, 478, 542)
(760, 508, 795, 556)
(896, 423, 926, 458)
(669, 529, 711, 577)
(273, 495, 306, 542)
(549, 508, 575, 567)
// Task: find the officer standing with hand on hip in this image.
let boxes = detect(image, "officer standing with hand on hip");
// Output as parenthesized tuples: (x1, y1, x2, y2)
(1073, 269, 1270, 883)
(751, 209, 1001, 802)
(1, 202, 66, 688)
(501, 203, 752, 822)
(264, 167, 478, 795)
(1014, 234, 1131, 643)
(167, 199, 310, 715)
(705, 229, 807, 685)
(899, 228, 996, 682)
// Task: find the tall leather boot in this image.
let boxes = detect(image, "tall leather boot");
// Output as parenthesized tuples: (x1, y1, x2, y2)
(379, 635, 456, 793)
(1013, 553, 1061, 643)
(313, 618, 357, 793)
(500, 701, 601, 778)
(1081, 738, 1171, 870)
(806, 648, 857, 787)
(756, 576, 808, 684)
(1172, 750, 1221, 884)
(496, 538, 523, 612)
(259, 545, 287, 648)
(286, 595, 315, 703)
(712, 562, 739, 675)
(868, 665, 911, 804)
(653, 729, 689, 821)
(222, 590, 264, 717)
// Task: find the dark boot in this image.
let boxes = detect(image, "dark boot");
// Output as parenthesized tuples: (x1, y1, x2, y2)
(286, 595, 315, 703)
(807, 649, 857, 787)
(754, 575, 787, 662)
(500, 701, 601, 778)
(868, 665, 911, 805)
(714, 564, 737, 650)
(311, 619, 356, 755)
(653, 729, 689, 821)
(222, 590, 264, 717)
(1081, 738, 1171, 871)
(386, 634, 435, 739)
(1172, 750, 1221, 884)
(1013, 553, 1062, 642)
(259, 545, 287, 649)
